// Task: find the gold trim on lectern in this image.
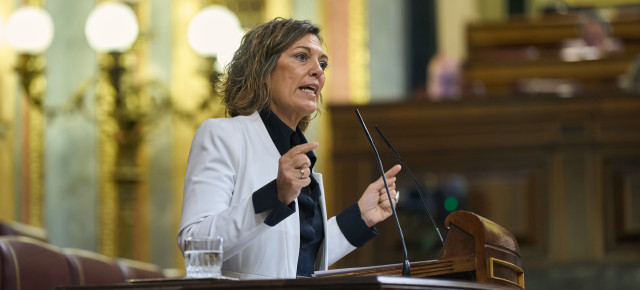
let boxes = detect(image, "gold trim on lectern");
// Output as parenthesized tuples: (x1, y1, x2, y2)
(489, 257, 525, 289)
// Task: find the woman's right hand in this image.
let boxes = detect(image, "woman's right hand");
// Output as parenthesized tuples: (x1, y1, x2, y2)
(276, 142, 319, 205)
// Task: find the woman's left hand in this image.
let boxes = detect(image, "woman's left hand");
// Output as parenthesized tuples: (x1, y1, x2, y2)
(357, 164, 402, 227)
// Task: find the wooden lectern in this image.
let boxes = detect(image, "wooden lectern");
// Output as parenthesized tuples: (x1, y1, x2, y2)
(57, 211, 524, 290)
(315, 210, 525, 289)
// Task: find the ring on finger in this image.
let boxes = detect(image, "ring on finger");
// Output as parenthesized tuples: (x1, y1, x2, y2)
(299, 168, 305, 179)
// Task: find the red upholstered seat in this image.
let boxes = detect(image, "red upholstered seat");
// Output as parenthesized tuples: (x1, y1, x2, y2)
(0, 236, 73, 289)
(63, 248, 125, 286)
(116, 258, 165, 281)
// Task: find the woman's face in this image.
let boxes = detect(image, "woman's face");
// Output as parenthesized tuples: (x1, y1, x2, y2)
(269, 33, 328, 129)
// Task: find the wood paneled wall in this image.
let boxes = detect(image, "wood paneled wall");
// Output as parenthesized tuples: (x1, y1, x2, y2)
(327, 94, 640, 272)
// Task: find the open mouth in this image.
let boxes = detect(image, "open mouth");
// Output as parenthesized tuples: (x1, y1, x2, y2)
(299, 85, 318, 95)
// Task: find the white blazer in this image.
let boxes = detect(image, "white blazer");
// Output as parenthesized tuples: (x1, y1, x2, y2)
(178, 112, 356, 279)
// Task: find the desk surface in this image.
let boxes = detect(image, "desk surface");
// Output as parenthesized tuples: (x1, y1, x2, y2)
(57, 276, 517, 290)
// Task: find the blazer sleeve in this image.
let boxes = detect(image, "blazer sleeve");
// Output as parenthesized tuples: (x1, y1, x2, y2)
(326, 217, 357, 266)
(177, 119, 272, 260)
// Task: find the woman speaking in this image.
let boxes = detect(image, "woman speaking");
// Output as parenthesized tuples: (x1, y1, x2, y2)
(177, 18, 401, 279)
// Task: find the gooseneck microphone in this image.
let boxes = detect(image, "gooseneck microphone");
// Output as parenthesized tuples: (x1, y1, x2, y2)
(355, 109, 411, 277)
(374, 125, 445, 247)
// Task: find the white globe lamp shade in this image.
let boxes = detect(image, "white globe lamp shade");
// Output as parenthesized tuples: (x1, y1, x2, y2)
(215, 28, 243, 69)
(85, 2, 139, 52)
(188, 5, 243, 61)
(6, 6, 55, 54)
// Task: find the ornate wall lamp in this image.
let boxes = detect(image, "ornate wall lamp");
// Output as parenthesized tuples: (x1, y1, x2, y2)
(82, 2, 244, 259)
(85, 1, 143, 258)
(186, 4, 243, 122)
(5, 5, 54, 226)
(7, 6, 54, 107)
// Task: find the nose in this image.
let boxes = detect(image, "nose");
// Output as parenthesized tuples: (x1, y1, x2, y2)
(309, 61, 324, 78)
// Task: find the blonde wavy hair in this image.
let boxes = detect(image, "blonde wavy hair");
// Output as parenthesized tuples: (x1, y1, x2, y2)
(222, 18, 323, 131)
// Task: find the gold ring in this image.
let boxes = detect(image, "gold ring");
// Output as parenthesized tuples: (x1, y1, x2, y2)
(300, 168, 305, 179)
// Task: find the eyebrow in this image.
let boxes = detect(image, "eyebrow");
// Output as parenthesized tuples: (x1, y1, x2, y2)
(295, 46, 329, 61)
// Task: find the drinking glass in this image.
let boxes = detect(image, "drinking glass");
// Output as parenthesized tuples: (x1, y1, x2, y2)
(184, 236, 223, 278)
